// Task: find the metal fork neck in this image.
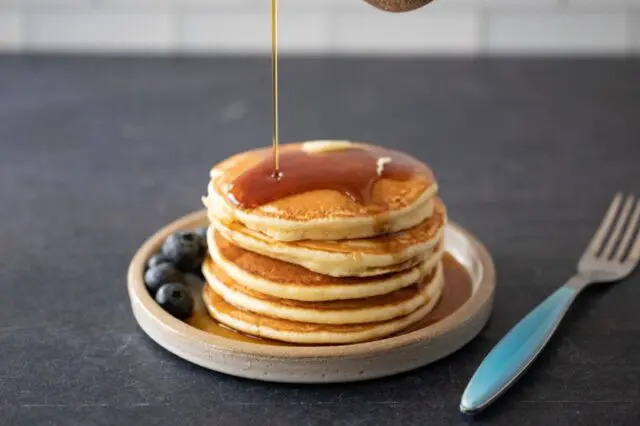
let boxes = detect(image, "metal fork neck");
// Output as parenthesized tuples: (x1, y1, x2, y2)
(566, 275, 590, 291)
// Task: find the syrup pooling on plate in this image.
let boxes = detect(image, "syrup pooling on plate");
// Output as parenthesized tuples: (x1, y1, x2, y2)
(403, 253, 472, 331)
(227, 146, 433, 210)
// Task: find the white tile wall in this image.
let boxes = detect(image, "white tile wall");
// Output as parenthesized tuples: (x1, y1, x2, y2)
(567, 0, 640, 6)
(332, 11, 479, 54)
(0, 14, 23, 50)
(486, 12, 629, 54)
(2, 1, 93, 7)
(632, 13, 640, 51)
(1, 0, 639, 54)
(179, 13, 330, 53)
(25, 13, 175, 52)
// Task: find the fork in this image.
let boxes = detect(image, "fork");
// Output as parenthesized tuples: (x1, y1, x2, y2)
(460, 193, 640, 414)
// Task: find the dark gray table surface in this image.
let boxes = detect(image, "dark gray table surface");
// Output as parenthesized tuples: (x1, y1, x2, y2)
(1, 56, 639, 426)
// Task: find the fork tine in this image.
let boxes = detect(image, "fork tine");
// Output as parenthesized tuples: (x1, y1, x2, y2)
(603, 195, 635, 259)
(587, 193, 623, 256)
(626, 205, 640, 264)
(616, 198, 640, 261)
(630, 232, 640, 264)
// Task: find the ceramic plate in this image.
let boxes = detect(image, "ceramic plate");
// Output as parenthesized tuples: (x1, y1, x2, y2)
(128, 210, 495, 383)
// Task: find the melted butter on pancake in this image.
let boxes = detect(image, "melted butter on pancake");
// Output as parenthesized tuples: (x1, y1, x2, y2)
(376, 156, 392, 176)
(301, 140, 354, 153)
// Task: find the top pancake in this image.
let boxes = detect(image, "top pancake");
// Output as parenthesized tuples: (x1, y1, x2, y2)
(204, 140, 438, 241)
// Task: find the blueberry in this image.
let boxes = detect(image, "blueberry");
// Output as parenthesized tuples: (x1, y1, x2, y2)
(161, 231, 206, 273)
(155, 283, 193, 319)
(146, 253, 168, 270)
(196, 226, 208, 251)
(144, 263, 183, 296)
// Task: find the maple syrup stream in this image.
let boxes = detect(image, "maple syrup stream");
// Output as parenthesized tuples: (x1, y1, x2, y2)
(271, 0, 280, 177)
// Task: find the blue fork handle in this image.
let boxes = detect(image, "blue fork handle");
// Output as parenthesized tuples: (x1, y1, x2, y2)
(460, 284, 579, 413)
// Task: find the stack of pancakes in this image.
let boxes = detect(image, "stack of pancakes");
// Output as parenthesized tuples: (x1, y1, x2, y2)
(201, 141, 447, 344)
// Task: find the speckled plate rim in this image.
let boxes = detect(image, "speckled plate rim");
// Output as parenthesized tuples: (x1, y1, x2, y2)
(128, 210, 495, 382)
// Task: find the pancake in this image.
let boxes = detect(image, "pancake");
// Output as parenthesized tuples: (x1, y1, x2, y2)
(203, 140, 438, 242)
(208, 229, 444, 301)
(209, 198, 446, 277)
(202, 266, 445, 344)
(204, 250, 443, 324)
